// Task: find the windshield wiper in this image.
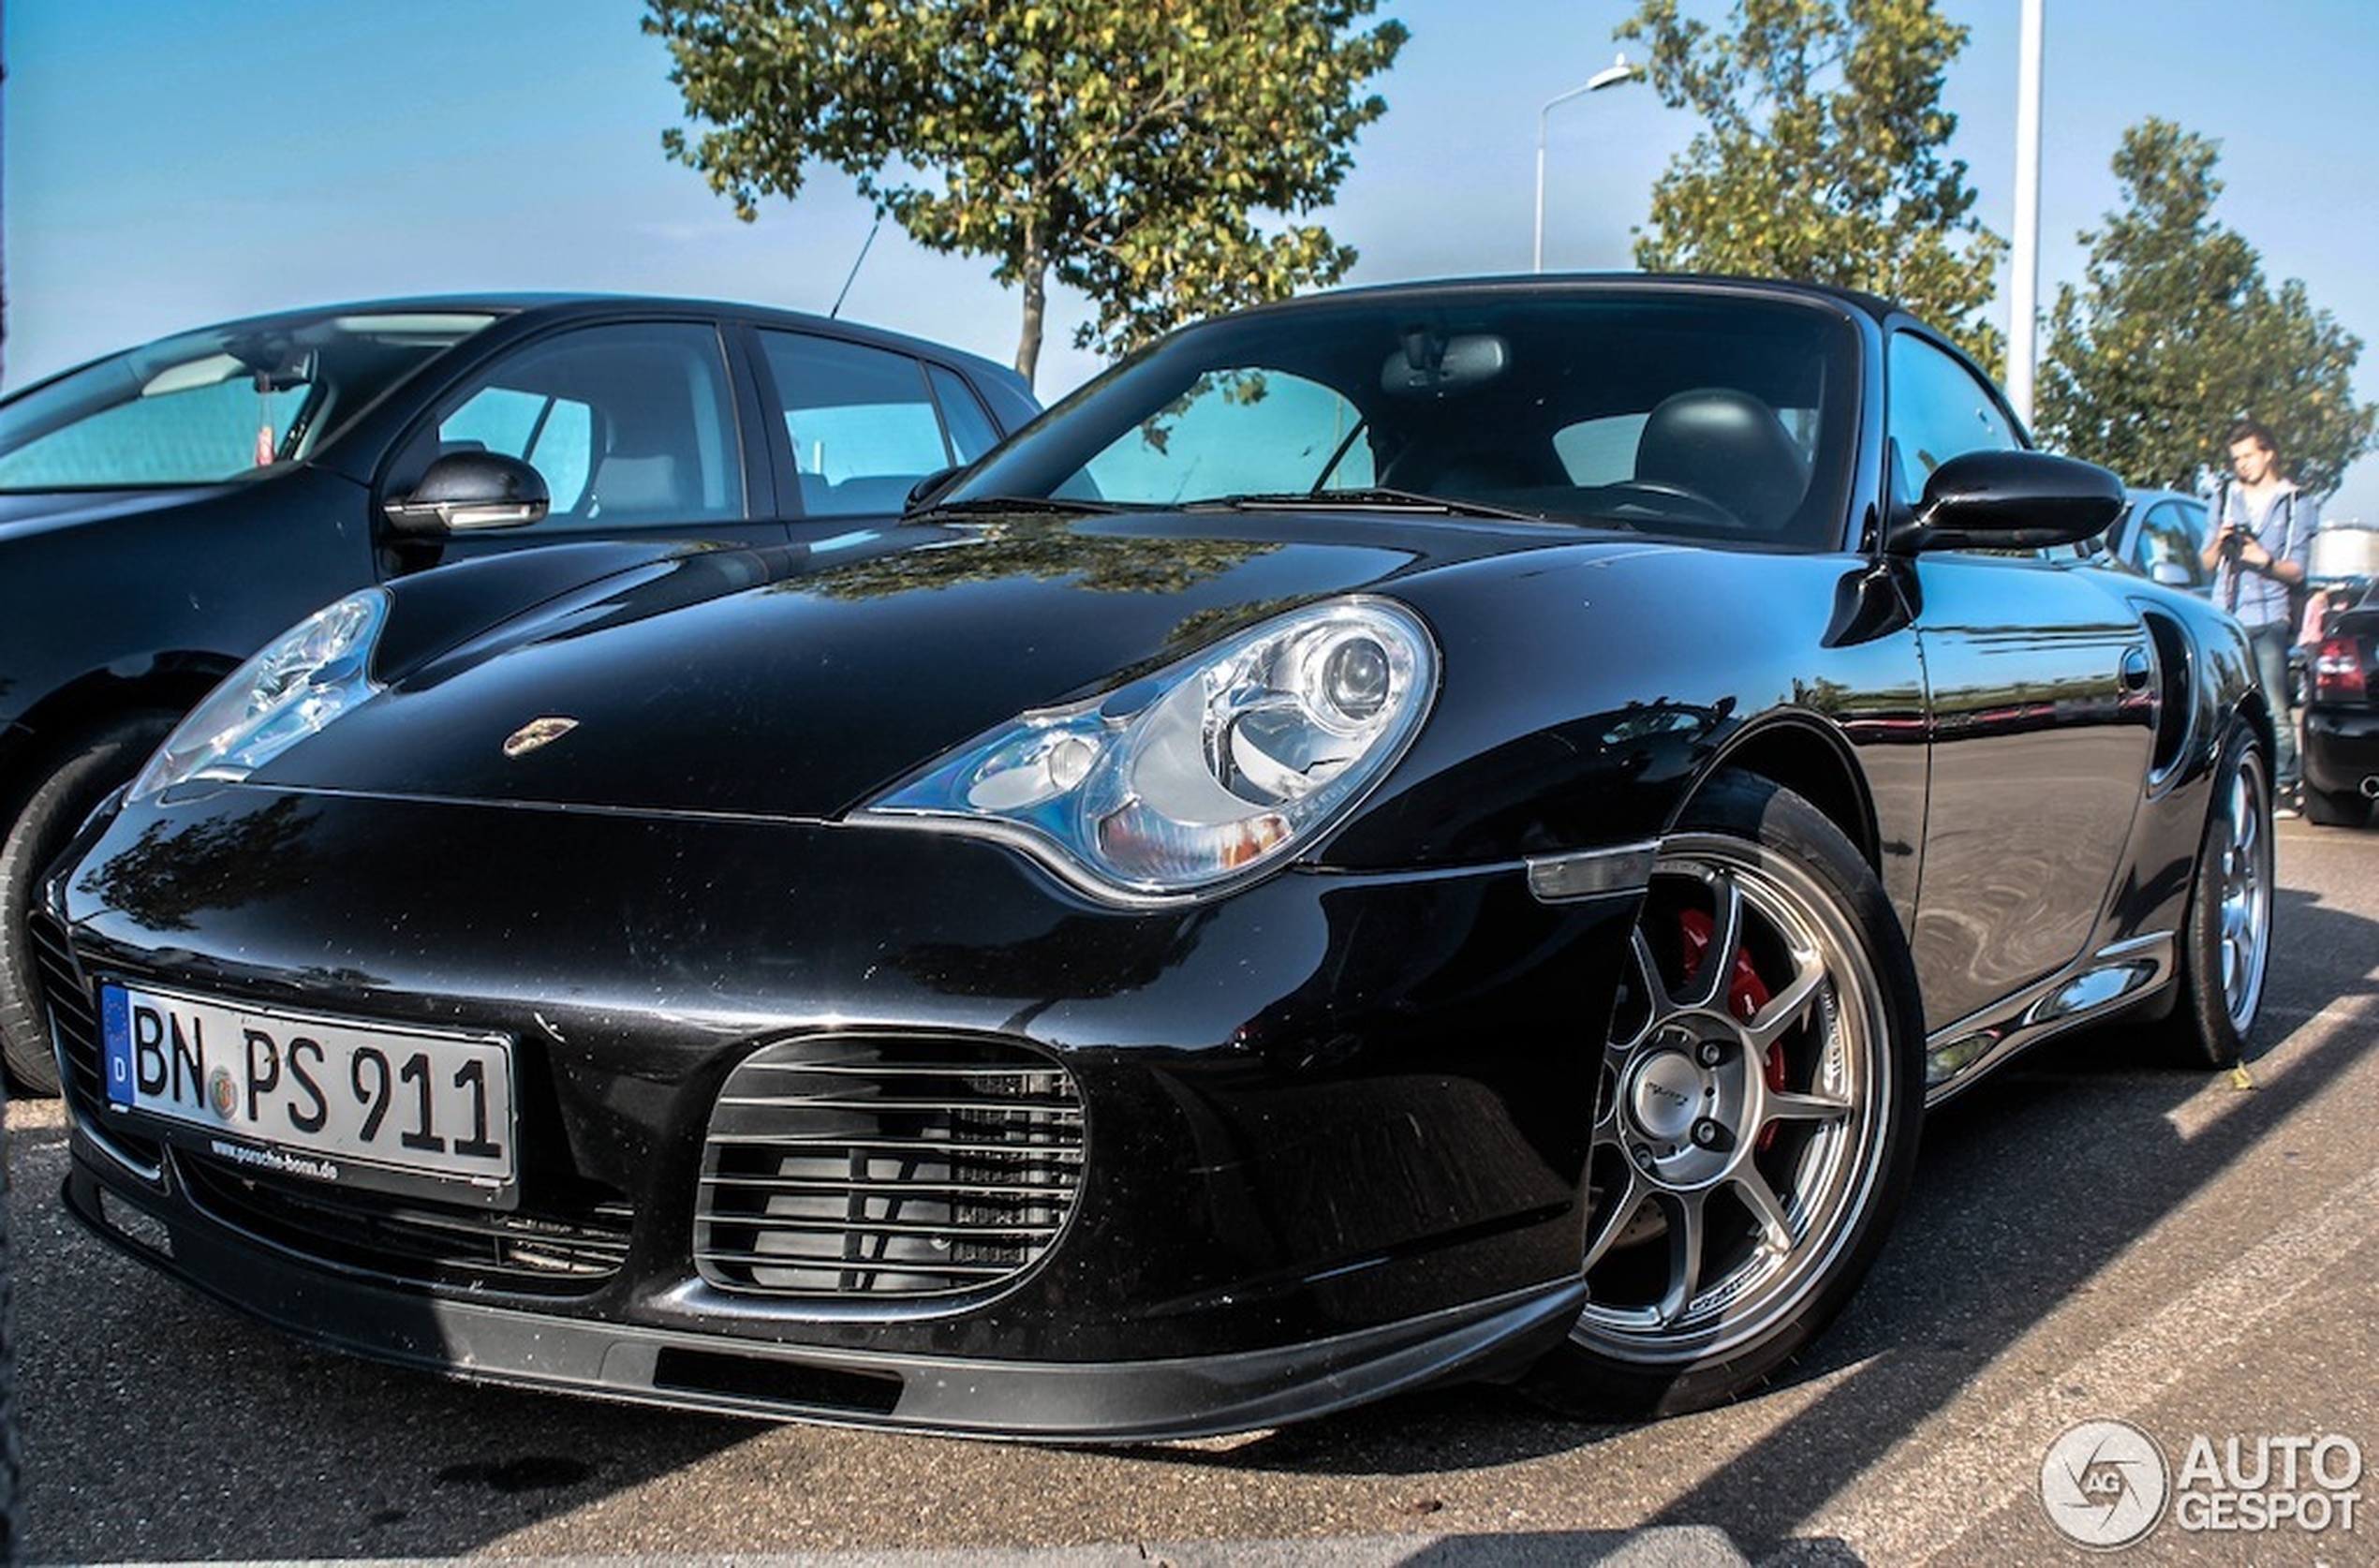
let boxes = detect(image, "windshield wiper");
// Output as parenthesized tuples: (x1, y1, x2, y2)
(1186, 488, 1549, 523)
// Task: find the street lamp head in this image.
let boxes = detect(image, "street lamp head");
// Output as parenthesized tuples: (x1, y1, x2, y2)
(1587, 53, 1642, 93)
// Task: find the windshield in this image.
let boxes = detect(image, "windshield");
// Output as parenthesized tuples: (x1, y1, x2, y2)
(0, 310, 500, 491)
(949, 290, 1861, 549)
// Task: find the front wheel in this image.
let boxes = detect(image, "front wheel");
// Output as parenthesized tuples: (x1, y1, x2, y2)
(2153, 726, 2273, 1068)
(1525, 773, 1924, 1418)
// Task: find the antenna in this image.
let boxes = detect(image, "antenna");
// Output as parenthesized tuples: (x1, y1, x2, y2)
(830, 217, 883, 319)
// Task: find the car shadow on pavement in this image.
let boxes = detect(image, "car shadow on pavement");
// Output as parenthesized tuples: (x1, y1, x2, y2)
(5, 1104, 764, 1561)
(1137, 884, 2377, 1547)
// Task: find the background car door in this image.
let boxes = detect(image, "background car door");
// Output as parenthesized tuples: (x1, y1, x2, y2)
(1892, 331, 2158, 1031)
(379, 318, 782, 561)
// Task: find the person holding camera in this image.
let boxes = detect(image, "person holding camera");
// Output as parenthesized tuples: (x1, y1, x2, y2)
(2202, 418, 2318, 816)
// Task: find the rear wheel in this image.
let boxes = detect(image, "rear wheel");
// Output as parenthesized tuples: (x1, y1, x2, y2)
(0, 713, 179, 1094)
(2154, 726, 2273, 1068)
(1526, 773, 1923, 1418)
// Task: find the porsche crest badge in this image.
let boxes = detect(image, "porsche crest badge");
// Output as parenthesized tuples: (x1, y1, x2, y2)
(502, 717, 580, 759)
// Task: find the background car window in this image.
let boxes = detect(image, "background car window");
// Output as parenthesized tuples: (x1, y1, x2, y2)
(926, 363, 1004, 466)
(761, 332, 966, 516)
(0, 371, 307, 488)
(438, 386, 596, 511)
(395, 321, 745, 528)
(1886, 332, 2021, 505)
(2132, 498, 2211, 587)
(1077, 371, 1377, 503)
(0, 311, 495, 491)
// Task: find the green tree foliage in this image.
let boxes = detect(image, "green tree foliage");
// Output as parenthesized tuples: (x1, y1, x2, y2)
(2036, 119, 2375, 498)
(1618, 0, 2004, 365)
(644, 0, 1406, 387)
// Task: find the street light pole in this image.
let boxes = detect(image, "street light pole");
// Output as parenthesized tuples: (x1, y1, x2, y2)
(2007, 0, 2046, 426)
(1534, 54, 1643, 273)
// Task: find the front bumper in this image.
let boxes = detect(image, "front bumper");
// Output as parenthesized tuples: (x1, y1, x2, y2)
(49, 784, 1637, 1438)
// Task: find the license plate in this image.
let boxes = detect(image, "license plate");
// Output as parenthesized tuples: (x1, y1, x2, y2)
(99, 983, 516, 1206)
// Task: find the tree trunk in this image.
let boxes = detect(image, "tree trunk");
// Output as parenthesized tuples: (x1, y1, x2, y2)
(1015, 232, 1047, 391)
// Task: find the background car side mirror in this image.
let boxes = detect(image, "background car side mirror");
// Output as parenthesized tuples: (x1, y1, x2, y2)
(1888, 449, 2126, 555)
(905, 466, 962, 512)
(383, 451, 551, 536)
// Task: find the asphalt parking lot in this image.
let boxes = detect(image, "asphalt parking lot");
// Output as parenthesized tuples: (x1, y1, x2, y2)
(7, 816, 2375, 1565)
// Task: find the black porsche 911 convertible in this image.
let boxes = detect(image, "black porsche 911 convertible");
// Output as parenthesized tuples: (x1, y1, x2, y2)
(38, 276, 2272, 1439)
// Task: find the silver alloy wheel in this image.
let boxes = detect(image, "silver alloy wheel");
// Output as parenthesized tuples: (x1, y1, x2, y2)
(1572, 832, 1896, 1366)
(2216, 748, 2274, 1032)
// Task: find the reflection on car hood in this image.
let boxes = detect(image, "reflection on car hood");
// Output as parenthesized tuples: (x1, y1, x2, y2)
(256, 511, 1637, 821)
(0, 483, 225, 540)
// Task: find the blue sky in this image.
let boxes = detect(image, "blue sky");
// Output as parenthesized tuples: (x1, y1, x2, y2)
(8, 0, 2378, 517)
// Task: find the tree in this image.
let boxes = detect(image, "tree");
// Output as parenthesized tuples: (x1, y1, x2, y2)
(2036, 119, 2375, 498)
(644, 0, 1406, 388)
(1618, 0, 2004, 366)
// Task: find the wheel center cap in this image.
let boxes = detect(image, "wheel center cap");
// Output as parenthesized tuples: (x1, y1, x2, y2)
(1628, 1050, 1705, 1142)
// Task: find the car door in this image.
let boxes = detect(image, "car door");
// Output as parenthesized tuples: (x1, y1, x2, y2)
(377, 318, 785, 564)
(1892, 330, 2157, 1031)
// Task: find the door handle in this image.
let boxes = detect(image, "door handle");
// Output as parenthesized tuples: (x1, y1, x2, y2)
(2120, 645, 2153, 691)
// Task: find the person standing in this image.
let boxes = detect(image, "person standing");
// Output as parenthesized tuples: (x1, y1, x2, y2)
(2202, 419, 2318, 816)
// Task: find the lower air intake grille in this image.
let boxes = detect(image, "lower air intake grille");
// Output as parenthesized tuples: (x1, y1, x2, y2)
(181, 1158, 635, 1294)
(696, 1035, 1085, 1298)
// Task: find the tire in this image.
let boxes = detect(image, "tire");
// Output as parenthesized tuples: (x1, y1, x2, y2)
(2302, 783, 2368, 828)
(1525, 772, 1924, 1418)
(2153, 726, 2274, 1068)
(0, 712, 179, 1095)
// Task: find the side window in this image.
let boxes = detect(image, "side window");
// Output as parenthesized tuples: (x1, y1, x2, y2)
(1553, 414, 1648, 485)
(1886, 332, 2021, 507)
(761, 333, 961, 517)
(927, 363, 1005, 465)
(394, 322, 744, 528)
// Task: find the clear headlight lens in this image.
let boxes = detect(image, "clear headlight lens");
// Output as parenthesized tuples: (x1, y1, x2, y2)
(862, 598, 1436, 901)
(128, 589, 390, 802)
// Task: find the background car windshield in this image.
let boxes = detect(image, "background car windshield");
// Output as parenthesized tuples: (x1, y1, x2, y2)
(0, 311, 497, 491)
(951, 292, 1859, 548)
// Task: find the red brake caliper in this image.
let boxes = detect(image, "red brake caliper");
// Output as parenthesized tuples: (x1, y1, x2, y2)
(1678, 908, 1786, 1150)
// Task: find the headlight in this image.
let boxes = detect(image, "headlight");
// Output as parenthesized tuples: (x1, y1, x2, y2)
(128, 589, 390, 802)
(860, 598, 1436, 901)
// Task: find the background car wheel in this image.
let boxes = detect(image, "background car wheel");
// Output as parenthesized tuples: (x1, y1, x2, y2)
(2152, 726, 2273, 1068)
(2302, 783, 2369, 828)
(1525, 772, 1923, 1419)
(0, 712, 177, 1095)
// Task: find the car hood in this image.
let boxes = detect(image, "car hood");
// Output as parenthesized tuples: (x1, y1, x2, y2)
(251, 511, 1638, 821)
(0, 483, 225, 539)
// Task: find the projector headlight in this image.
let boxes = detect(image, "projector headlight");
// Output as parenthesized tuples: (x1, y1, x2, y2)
(860, 598, 1436, 902)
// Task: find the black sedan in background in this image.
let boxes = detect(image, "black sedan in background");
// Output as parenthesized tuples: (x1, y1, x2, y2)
(0, 295, 1037, 1093)
(41, 276, 2270, 1439)
(2303, 574, 2379, 825)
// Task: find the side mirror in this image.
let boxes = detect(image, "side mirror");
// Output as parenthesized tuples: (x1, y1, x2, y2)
(383, 451, 550, 536)
(2149, 561, 2194, 588)
(1887, 449, 2125, 555)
